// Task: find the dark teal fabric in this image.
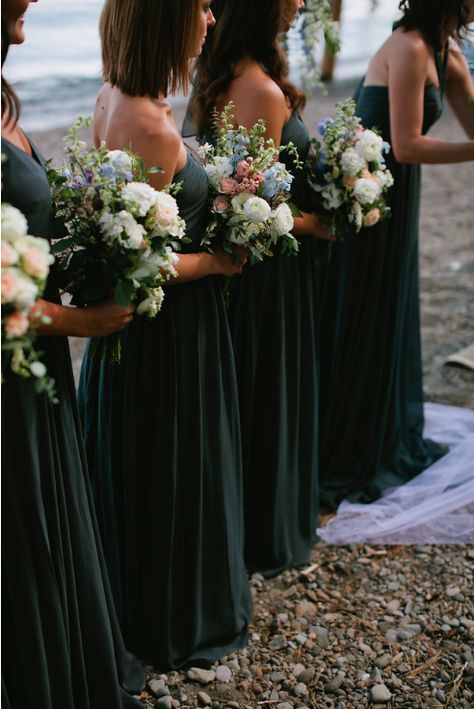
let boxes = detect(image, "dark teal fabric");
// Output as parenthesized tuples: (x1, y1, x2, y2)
(318, 47, 449, 510)
(78, 151, 252, 669)
(1, 138, 144, 708)
(226, 113, 321, 578)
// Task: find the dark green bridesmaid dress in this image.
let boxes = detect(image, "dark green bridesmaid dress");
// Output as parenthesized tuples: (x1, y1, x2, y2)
(1, 139, 144, 708)
(227, 114, 321, 578)
(78, 151, 252, 670)
(318, 40, 449, 510)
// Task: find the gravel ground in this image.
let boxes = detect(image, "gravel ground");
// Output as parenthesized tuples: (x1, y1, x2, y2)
(29, 79, 474, 708)
(137, 546, 474, 709)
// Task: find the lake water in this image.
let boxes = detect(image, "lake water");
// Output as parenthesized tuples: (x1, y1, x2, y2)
(4, 0, 474, 131)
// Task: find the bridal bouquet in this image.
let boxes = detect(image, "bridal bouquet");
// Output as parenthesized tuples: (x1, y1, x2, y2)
(1, 202, 56, 401)
(198, 102, 300, 264)
(306, 99, 394, 237)
(48, 117, 185, 362)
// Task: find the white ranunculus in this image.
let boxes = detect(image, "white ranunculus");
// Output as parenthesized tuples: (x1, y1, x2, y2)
(321, 183, 343, 210)
(353, 177, 381, 205)
(241, 196, 272, 224)
(1, 204, 28, 242)
(271, 203, 294, 236)
(121, 182, 157, 217)
(340, 148, 366, 177)
(100, 210, 147, 249)
(355, 130, 384, 163)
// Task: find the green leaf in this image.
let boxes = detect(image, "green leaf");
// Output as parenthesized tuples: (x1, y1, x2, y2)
(115, 280, 135, 307)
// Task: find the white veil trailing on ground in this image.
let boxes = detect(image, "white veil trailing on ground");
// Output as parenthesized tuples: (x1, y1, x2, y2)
(318, 403, 474, 544)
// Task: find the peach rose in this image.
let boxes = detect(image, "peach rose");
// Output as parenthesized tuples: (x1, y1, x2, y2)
(4, 311, 29, 339)
(219, 177, 238, 194)
(343, 175, 357, 189)
(363, 208, 381, 227)
(22, 248, 50, 279)
(1, 240, 18, 267)
(1, 271, 19, 303)
(213, 196, 229, 213)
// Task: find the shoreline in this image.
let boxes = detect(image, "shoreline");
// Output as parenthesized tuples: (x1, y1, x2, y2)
(29, 78, 474, 408)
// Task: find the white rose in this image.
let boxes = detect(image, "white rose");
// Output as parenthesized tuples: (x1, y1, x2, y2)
(271, 203, 294, 236)
(355, 130, 384, 163)
(241, 196, 272, 224)
(121, 182, 157, 217)
(1, 204, 28, 242)
(321, 183, 343, 210)
(230, 193, 252, 213)
(152, 191, 185, 238)
(353, 177, 381, 205)
(30, 361, 47, 378)
(14, 235, 52, 257)
(99, 210, 147, 250)
(340, 148, 366, 176)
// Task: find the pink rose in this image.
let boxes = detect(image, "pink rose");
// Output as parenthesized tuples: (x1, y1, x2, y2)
(213, 196, 229, 213)
(22, 248, 49, 279)
(1, 241, 18, 267)
(363, 208, 381, 227)
(1, 271, 18, 303)
(4, 311, 29, 339)
(219, 177, 238, 194)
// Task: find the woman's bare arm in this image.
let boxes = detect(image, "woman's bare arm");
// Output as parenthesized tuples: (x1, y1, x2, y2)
(388, 33, 474, 163)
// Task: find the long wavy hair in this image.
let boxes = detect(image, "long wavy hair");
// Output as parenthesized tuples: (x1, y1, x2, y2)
(192, 0, 306, 134)
(1, 20, 20, 125)
(398, 0, 472, 48)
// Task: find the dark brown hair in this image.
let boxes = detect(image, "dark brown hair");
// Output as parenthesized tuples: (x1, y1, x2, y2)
(192, 0, 306, 134)
(1, 20, 20, 125)
(100, 0, 201, 97)
(398, 0, 472, 48)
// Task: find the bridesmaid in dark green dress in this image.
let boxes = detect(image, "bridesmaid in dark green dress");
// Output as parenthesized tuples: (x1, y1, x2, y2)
(1, 8, 143, 709)
(191, 0, 332, 578)
(78, 0, 252, 669)
(319, 0, 474, 510)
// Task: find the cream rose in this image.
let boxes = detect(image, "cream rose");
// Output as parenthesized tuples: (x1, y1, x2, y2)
(353, 177, 381, 205)
(4, 311, 29, 339)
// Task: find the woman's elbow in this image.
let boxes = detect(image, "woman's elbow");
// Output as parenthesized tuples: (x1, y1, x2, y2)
(392, 142, 416, 164)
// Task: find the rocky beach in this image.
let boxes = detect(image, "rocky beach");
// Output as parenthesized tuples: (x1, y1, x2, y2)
(28, 78, 474, 708)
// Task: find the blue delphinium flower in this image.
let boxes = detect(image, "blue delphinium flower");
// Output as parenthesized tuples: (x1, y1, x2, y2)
(261, 163, 294, 199)
(317, 117, 334, 136)
(316, 148, 327, 173)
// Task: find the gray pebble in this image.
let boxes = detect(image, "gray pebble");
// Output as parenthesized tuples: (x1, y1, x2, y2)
(215, 666, 232, 683)
(186, 668, 216, 685)
(297, 667, 316, 684)
(294, 682, 309, 697)
(369, 684, 392, 703)
(154, 697, 174, 709)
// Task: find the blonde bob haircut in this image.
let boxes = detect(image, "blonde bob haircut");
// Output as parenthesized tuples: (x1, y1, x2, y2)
(100, 0, 201, 97)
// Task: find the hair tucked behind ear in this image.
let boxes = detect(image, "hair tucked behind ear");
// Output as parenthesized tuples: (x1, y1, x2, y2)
(1, 21, 20, 126)
(398, 0, 472, 48)
(192, 0, 306, 135)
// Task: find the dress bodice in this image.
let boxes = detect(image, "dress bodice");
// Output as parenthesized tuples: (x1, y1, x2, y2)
(280, 112, 312, 212)
(1, 138, 53, 237)
(173, 149, 209, 253)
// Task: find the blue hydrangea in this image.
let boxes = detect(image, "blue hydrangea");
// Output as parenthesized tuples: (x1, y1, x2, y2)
(101, 163, 116, 179)
(316, 148, 327, 173)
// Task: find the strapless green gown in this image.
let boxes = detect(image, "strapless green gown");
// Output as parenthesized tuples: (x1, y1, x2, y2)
(319, 44, 449, 510)
(79, 152, 252, 669)
(1, 139, 144, 708)
(227, 113, 321, 578)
